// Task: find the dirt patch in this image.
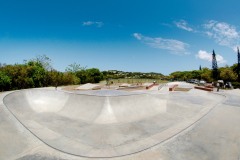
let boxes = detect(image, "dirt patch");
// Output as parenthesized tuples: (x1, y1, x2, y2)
(61, 85, 79, 91)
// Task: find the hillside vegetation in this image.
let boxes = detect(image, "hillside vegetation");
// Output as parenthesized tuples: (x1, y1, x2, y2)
(0, 55, 239, 91)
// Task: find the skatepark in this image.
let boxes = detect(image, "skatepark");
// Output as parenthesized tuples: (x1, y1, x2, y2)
(0, 82, 240, 160)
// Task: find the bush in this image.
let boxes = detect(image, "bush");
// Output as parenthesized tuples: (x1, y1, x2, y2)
(232, 82, 240, 89)
(0, 71, 11, 91)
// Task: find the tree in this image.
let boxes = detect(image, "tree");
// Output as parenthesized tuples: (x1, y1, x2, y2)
(29, 55, 52, 71)
(237, 47, 240, 82)
(231, 63, 238, 77)
(191, 70, 201, 80)
(26, 61, 47, 87)
(169, 71, 183, 81)
(219, 67, 237, 82)
(200, 68, 213, 82)
(9, 64, 35, 89)
(86, 68, 103, 83)
(65, 62, 86, 73)
(76, 70, 87, 84)
(62, 72, 80, 85)
(0, 71, 11, 91)
(212, 50, 219, 81)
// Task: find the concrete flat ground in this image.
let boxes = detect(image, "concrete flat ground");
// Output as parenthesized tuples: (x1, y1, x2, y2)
(0, 84, 240, 160)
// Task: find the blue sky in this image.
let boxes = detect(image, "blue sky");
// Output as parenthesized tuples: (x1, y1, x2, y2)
(0, 0, 240, 75)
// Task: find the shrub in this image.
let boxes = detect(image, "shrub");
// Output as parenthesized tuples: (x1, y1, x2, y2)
(232, 82, 240, 89)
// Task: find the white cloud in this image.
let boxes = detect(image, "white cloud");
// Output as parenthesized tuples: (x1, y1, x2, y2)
(133, 33, 189, 55)
(82, 21, 104, 27)
(174, 20, 194, 32)
(196, 50, 226, 64)
(196, 50, 212, 62)
(83, 21, 94, 26)
(203, 20, 240, 50)
(133, 33, 142, 40)
(216, 54, 226, 64)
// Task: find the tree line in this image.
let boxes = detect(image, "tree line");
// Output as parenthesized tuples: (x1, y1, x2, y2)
(169, 64, 240, 88)
(0, 55, 103, 91)
(102, 70, 166, 80)
(1, 55, 240, 91)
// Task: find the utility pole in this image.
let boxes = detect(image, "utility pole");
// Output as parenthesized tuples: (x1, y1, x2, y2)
(212, 50, 218, 81)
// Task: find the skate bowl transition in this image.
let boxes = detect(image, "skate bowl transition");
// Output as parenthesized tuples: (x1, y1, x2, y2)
(3, 89, 224, 158)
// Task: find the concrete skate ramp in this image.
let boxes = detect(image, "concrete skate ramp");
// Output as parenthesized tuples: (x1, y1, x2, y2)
(3, 89, 223, 158)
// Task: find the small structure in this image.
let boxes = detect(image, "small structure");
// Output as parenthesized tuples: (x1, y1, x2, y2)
(217, 80, 224, 88)
(75, 83, 101, 90)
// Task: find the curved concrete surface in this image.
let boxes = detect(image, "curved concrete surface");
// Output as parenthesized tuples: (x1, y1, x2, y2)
(0, 89, 240, 160)
(2, 89, 224, 158)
